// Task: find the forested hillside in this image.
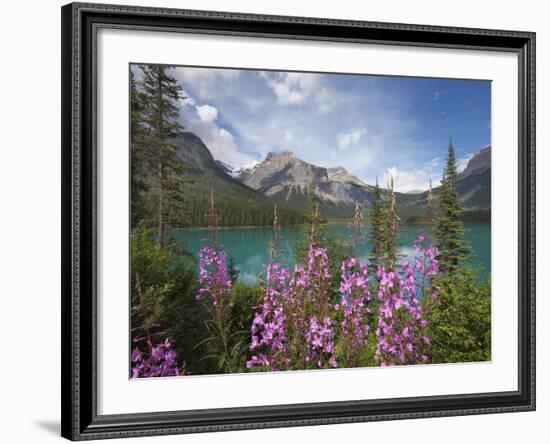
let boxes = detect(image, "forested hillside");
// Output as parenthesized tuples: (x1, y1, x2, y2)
(170, 132, 306, 227)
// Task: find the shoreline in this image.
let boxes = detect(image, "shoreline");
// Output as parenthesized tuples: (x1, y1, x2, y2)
(169, 221, 491, 231)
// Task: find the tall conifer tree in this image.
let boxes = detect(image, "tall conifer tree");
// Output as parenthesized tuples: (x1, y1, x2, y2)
(138, 64, 187, 245)
(434, 138, 469, 272)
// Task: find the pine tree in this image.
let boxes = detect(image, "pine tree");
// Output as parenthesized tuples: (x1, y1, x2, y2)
(434, 138, 470, 272)
(138, 64, 188, 245)
(423, 140, 491, 365)
(368, 177, 385, 269)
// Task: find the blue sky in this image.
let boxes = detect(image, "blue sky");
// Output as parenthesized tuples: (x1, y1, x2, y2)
(142, 65, 491, 192)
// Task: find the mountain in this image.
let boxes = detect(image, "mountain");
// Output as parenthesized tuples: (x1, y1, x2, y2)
(168, 133, 306, 227)
(327, 167, 367, 187)
(238, 151, 373, 218)
(459, 146, 490, 179)
(174, 132, 227, 177)
(455, 145, 491, 212)
(237, 146, 491, 222)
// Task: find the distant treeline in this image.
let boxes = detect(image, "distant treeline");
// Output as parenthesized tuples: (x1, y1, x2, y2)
(404, 208, 490, 224)
(181, 177, 306, 227)
(458, 209, 491, 223)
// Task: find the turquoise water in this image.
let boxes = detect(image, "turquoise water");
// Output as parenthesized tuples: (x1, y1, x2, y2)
(169, 223, 491, 285)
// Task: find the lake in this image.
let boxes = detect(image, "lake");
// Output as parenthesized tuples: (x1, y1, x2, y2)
(170, 223, 491, 285)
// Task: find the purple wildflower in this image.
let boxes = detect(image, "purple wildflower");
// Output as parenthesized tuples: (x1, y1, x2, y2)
(131, 338, 181, 378)
(336, 257, 372, 366)
(305, 315, 337, 368)
(247, 262, 291, 370)
(374, 231, 439, 366)
(197, 246, 232, 304)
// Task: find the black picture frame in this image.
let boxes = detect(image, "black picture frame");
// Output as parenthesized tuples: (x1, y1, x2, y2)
(61, 2, 536, 440)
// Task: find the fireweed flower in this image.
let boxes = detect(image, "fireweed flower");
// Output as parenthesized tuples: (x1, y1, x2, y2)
(292, 245, 334, 365)
(197, 246, 232, 304)
(305, 315, 337, 368)
(246, 234, 438, 371)
(336, 257, 371, 366)
(196, 245, 234, 328)
(413, 232, 440, 299)
(248, 245, 334, 370)
(304, 245, 332, 317)
(374, 231, 439, 366)
(247, 262, 291, 370)
(131, 338, 180, 378)
(196, 245, 236, 373)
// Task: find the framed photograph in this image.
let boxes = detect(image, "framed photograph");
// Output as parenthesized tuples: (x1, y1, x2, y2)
(61, 2, 535, 440)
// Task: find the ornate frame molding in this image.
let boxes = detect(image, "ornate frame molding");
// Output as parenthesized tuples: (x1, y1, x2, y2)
(61, 2, 535, 440)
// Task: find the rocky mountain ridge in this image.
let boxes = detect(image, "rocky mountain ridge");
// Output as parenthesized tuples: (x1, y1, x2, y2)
(237, 151, 373, 217)
(175, 132, 491, 221)
(459, 145, 490, 179)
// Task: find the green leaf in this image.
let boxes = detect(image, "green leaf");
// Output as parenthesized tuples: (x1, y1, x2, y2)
(217, 354, 226, 370)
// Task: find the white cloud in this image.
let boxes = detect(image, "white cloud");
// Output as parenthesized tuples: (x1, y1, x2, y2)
(337, 128, 367, 151)
(382, 166, 435, 193)
(381, 153, 449, 193)
(284, 130, 294, 141)
(261, 72, 320, 105)
(196, 104, 218, 123)
(174, 68, 240, 100)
